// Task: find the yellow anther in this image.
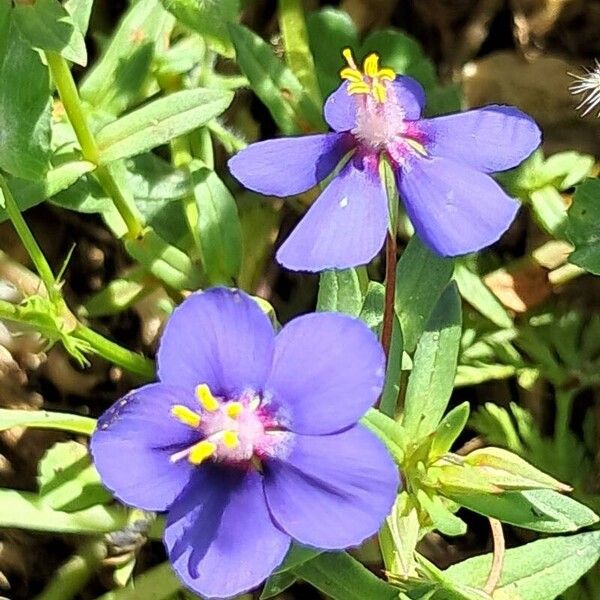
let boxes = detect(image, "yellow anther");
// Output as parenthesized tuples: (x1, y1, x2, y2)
(188, 440, 216, 465)
(339, 48, 395, 104)
(363, 53, 380, 78)
(170, 405, 201, 428)
(196, 384, 219, 412)
(226, 402, 244, 419)
(222, 430, 239, 449)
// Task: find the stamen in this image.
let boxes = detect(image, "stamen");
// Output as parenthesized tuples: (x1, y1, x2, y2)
(222, 430, 239, 449)
(188, 440, 216, 465)
(170, 405, 201, 428)
(226, 402, 243, 419)
(196, 384, 219, 412)
(339, 48, 395, 103)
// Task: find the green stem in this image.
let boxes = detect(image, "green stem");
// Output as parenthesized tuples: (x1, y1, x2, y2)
(73, 324, 155, 381)
(45, 52, 143, 239)
(0, 175, 59, 301)
(0, 299, 154, 380)
(34, 539, 107, 600)
(277, 0, 322, 106)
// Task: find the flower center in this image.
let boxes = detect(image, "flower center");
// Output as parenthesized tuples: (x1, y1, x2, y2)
(169, 384, 282, 467)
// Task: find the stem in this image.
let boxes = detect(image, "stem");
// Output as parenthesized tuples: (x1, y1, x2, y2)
(0, 175, 59, 301)
(555, 388, 576, 478)
(484, 518, 505, 595)
(34, 538, 107, 600)
(73, 324, 155, 380)
(45, 52, 143, 239)
(381, 231, 397, 361)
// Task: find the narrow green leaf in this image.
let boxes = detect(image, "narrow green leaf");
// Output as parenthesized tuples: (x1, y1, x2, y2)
(402, 283, 462, 437)
(191, 164, 243, 284)
(417, 489, 467, 537)
(0, 160, 94, 221)
(38, 441, 111, 512)
(529, 185, 568, 237)
(361, 408, 404, 462)
(295, 552, 398, 600)
(0, 15, 51, 180)
(567, 179, 600, 274)
(445, 531, 600, 600)
(447, 488, 598, 533)
(64, 0, 94, 37)
(317, 268, 367, 316)
(0, 489, 127, 534)
(161, 0, 239, 57)
(539, 150, 595, 191)
(13, 0, 87, 66)
(124, 228, 204, 291)
(80, 0, 173, 114)
(395, 237, 454, 353)
(229, 23, 322, 134)
(0, 408, 96, 435)
(260, 571, 298, 599)
(431, 402, 470, 459)
(454, 263, 512, 328)
(379, 316, 404, 417)
(96, 88, 233, 164)
(358, 281, 385, 333)
(83, 273, 151, 318)
(95, 561, 181, 600)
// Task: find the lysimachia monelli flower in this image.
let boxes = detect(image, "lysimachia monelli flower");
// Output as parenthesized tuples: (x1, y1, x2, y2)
(229, 49, 542, 272)
(91, 288, 399, 599)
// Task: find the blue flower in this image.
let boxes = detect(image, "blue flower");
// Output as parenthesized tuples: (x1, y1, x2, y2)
(228, 49, 542, 271)
(91, 288, 399, 599)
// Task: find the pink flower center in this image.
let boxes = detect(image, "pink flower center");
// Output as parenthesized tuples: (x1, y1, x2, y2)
(169, 384, 288, 468)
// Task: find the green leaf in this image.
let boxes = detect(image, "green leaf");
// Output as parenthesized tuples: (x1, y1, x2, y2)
(229, 23, 322, 134)
(0, 408, 96, 435)
(64, 0, 94, 37)
(539, 150, 595, 191)
(447, 488, 598, 533)
(38, 441, 111, 512)
(83, 271, 152, 318)
(260, 571, 298, 599)
(80, 0, 174, 114)
(307, 8, 358, 98)
(0, 489, 127, 534)
(361, 408, 405, 463)
(96, 88, 233, 164)
(445, 531, 600, 600)
(417, 489, 467, 537)
(124, 228, 203, 291)
(358, 281, 385, 333)
(191, 164, 243, 284)
(0, 14, 51, 180)
(95, 561, 181, 600)
(567, 179, 600, 275)
(295, 552, 398, 600)
(13, 0, 87, 66)
(380, 316, 404, 417)
(161, 0, 239, 57)
(454, 264, 512, 329)
(402, 283, 462, 437)
(395, 237, 454, 353)
(431, 402, 470, 459)
(529, 185, 568, 238)
(317, 268, 367, 316)
(0, 160, 94, 221)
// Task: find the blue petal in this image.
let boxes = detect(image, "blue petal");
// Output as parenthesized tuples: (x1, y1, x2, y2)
(90, 383, 197, 512)
(397, 155, 520, 257)
(324, 82, 357, 131)
(228, 133, 350, 196)
(165, 466, 290, 599)
(389, 76, 426, 120)
(264, 426, 399, 549)
(419, 105, 541, 173)
(276, 154, 388, 271)
(157, 288, 275, 397)
(265, 312, 385, 434)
